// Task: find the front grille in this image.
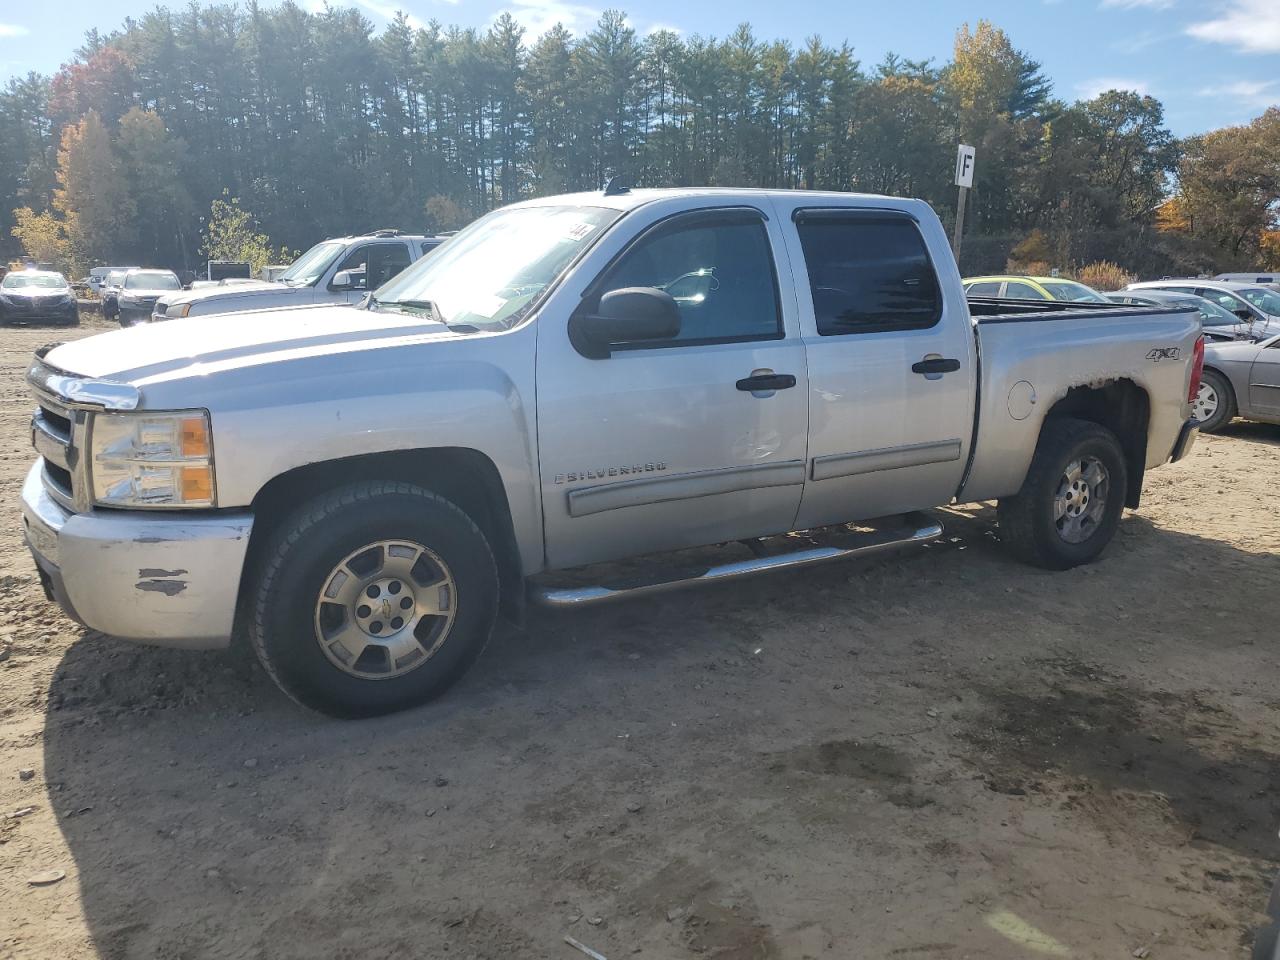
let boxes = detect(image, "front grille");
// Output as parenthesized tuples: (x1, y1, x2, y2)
(31, 392, 80, 511)
(38, 403, 71, 439)
(43, 460, 73, 498)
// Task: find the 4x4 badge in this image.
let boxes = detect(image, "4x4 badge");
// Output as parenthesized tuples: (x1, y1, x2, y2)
(1146, 347, 1180, 362)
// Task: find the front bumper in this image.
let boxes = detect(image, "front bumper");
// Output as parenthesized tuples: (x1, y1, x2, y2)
(117, 301, 156, 324)
(20, 461, 253, 649)
(0, 301, 78, 325)
(1170, 418, 1199, 463)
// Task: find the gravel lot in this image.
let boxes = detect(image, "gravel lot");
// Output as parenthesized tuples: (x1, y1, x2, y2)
(0, 320, 1277, 959)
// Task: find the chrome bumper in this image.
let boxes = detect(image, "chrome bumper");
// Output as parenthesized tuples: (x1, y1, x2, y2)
(20, 461, 253, 649)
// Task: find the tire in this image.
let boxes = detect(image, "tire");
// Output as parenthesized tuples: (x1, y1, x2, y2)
(1192, 368, 1236, 433)
(249, 481, 499, 718)
(997, 418, 1128, 570)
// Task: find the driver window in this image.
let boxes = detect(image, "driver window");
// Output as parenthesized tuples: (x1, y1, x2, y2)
(333, 245, 375, 289)
(594, 211, 782, 346)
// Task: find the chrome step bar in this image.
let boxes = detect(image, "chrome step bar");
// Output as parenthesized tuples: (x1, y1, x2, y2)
(530, 512, 943, 609)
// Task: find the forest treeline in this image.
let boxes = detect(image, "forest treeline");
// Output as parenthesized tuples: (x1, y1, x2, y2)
(1, 5, 1277, 276)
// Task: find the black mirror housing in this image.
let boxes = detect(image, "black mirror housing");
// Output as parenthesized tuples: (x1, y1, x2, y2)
(570, 287, 681, 359)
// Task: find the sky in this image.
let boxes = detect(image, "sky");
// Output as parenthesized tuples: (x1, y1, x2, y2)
(1, 0, 1278, 135)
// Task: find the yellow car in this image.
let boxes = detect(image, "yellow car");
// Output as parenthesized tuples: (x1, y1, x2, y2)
(963, 275, 1109, 303)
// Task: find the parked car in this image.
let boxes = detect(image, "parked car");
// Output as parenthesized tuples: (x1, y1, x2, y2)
(151, 231, 450, 323)
(0, 270, 79, 326)
(86, 265, 138, 295)
(1216, 272, 1280, 292)
(99, 269, 130, 320)
(1127, 280, 1280, 336)
(116, 269, 182, 326)
(1193, 334, 1280, 432)
(1107, 290, 1260, 342)
(963, 275, 1110, 303)
(22, 187, 1201, 717)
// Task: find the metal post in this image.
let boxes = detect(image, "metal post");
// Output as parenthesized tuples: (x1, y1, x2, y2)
(952, 185, 968, 263)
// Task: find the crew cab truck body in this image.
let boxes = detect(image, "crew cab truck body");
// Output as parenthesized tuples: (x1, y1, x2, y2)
(150, 231, 447, 322)
(21, 188, 1202, 717)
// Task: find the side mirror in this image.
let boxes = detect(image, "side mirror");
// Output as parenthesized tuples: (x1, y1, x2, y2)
(332, 269, 365, 291)
(1234, 307, 1254, 321)
(569, 287, 681, 359)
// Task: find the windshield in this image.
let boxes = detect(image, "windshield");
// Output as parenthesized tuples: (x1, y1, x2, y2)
(1188, 297, 1243, 327)
(1040, 280, 1109, 303)
(1238, 287, 1280, 316)
(371, 205, 622, 329)
(125, 271, 180, 290)
(105, 271, 126, 287)
(280, 241, 346, 286)
(1, 272, 66, 290)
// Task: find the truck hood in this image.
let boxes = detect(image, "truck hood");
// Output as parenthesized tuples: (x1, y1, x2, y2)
(43, 304, 453, 384)
(161, 281, 291, 306)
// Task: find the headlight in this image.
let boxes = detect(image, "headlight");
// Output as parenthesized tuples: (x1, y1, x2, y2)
(90, 410, 216, 508)
(169, 303, 192, 318)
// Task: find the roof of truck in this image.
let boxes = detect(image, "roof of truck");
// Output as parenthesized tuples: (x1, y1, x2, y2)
(508, 187, 929, 213)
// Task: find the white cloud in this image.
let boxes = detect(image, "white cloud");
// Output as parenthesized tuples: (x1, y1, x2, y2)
(1100, 0, 1174, 8)
(642, 21, 683, 36)
(1197, 79, 1279, 110)
(308, 0, 452, 24)
(353, 0, 430, 27)
(1074, 77, 1152, 100)
(0, 23, 32, 37)
(499, 0, 600, 37)
(1187, 0, 1280, 53)
(1111, 30, 1165, 53)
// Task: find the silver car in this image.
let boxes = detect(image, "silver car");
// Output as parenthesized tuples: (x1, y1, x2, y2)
(1109, 290, 1257, 342)
(1196, 334, 1280, 432)
(1128, 280, 1280, 338)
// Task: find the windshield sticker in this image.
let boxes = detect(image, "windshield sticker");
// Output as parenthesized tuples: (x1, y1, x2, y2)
(563, 221, 597, 242)
(468, 293, 507, 318)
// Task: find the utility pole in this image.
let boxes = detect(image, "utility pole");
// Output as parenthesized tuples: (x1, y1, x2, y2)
(953, 144, 976, 265)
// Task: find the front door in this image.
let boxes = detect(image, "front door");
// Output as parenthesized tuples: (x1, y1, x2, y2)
(771, 201, 977, 529)
(535, 203, 809, 570)
(1249, 337, 1280, 417)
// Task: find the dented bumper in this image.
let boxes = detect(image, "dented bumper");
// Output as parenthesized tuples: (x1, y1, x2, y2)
(20, 461, 252, 649)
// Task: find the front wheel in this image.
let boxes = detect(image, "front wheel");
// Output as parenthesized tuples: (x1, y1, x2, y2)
(997, 418, 1128, 570)
(249, 481, 499, 718)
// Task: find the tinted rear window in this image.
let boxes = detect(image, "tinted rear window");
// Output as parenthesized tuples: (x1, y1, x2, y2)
(796, 215, 941, 336)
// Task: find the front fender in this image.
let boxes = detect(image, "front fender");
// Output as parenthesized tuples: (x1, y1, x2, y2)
(142, 325, 543, 574)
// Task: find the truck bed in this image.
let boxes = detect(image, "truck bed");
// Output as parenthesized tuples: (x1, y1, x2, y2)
(957, 297, 1201, 506)
(966, 296, 1189, 322)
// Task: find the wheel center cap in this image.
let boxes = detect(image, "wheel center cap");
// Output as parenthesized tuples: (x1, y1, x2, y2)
(352, 577, 416, 636)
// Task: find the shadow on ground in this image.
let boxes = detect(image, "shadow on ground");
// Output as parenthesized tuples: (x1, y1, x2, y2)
(40, 507, 1280, 959)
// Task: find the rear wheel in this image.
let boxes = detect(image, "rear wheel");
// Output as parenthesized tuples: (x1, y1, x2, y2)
(249, 481, 499, 718)
(998, 418, 1128, 570)
(1192, 368, 1236, 433)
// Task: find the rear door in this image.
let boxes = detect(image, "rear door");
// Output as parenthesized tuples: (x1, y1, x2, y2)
(773, 202, 976, 530)
(535, 202, 809, 570)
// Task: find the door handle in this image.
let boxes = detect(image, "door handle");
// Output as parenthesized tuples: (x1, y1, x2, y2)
(736, 373, 797, 392)
(911, 357, 961, 375)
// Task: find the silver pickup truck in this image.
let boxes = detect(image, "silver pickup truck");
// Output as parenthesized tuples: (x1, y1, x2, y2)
(150, 231, 447, 322)
(21, 188, 1202, 717)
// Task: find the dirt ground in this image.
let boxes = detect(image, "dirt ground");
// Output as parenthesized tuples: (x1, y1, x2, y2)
(1, 319, 1277, 960)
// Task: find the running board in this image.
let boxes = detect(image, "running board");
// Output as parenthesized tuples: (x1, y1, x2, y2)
(529, 512, 943, 609)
